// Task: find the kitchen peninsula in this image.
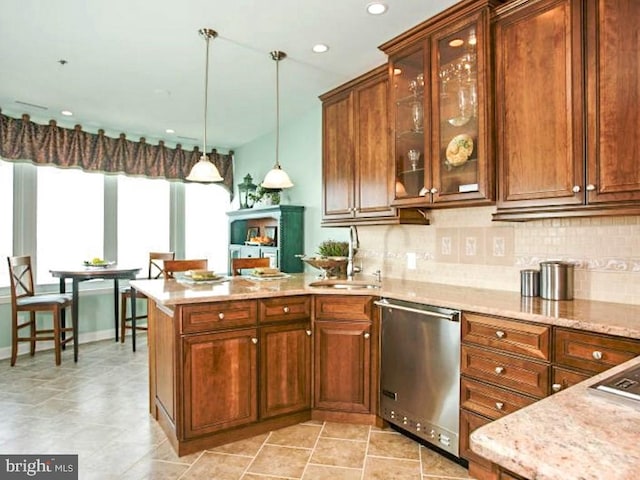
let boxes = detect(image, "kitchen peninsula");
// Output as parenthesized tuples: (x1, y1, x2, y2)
(131, 273, 640, 472)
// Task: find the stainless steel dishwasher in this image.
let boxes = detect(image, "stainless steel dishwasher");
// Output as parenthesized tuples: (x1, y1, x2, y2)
(376, 298, 461, 457)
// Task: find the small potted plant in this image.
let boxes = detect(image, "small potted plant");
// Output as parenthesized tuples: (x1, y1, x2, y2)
(317, 240, 350, 259)
(249, 186, 281, 206)
(301, 240, 351, 278)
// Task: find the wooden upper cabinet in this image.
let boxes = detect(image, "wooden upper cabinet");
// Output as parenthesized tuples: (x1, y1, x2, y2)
(494, 0, 583, 210)
(381, 0, 497, 209)
(493, 0, 640, 220)
(320, 66, 428, 226)
(585, 0, 640, 205)
(322, 90, 354, 220)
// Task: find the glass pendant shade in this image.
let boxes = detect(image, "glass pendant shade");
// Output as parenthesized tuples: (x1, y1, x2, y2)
(262, 165, 293, 189)
(186, 28, 223, 183)
(187, 153, 223, 182)
(262, 50, 293, 189)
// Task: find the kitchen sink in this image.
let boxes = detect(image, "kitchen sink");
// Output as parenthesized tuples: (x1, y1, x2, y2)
(308, 280, 381, 290)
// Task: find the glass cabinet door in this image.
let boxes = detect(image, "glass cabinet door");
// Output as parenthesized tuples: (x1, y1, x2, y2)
(432, 21, 482, 200)
(392, 47, 428, 201)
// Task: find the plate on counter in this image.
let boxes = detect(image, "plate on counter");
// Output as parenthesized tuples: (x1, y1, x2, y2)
(245, 272, 291, 281)
(178, 275, 230, 285)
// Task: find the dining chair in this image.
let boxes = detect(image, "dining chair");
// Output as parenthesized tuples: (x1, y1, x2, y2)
(7, 255, 75, 366)
(120, 251, 175, 345)
(231, 257, 271, 276)
(163, 259, 209, 279)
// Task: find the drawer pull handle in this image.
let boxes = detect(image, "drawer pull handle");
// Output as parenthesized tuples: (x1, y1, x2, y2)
(495, 402, 504, 410)
(495, 366, 505, 374)
(495, 330, 505, 339)
(306, 329, 312, 336)
(552, 383, 562, 392)
(364, 332, 371, 339)
(283, 306, 290, 313)
(218, 312, 225, 320)
(251, 337, 258, 345)
(592, 351, 603, 360)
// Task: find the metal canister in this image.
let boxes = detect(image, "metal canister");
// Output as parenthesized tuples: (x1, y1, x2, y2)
(539, 261, 574, 300)
(520, 269, 540, 297)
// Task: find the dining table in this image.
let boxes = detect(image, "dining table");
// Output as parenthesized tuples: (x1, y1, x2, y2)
(50, 264, 141, 359)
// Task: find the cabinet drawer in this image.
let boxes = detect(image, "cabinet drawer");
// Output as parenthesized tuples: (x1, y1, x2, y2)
(551, 366, 592, 394)
(461, 377, 538, 421)
(314, 295, 373, 322)
(461, 344, 550, 398)
(554, 328, 640, 374)
(463, 313, 550, 361)
(460, 408, 492, 467)
(259, 296, 311, 323)
(181, 300, 257, 334)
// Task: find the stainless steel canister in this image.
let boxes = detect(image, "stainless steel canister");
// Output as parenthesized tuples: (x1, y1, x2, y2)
(520, 269, 540, 297)
(539, 261, 574, 300)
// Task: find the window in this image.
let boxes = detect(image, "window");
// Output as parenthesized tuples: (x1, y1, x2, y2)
(185, 183, 230, 273)
(36, 166, 104, 284)
(0, 159, 13, 287)
(117, 174, 170, 276)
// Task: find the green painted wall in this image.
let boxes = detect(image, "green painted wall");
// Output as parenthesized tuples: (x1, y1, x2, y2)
(233, 104, 349, 261)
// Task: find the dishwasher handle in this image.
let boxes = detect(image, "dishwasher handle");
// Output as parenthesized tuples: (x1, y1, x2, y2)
(375, 298, 460, 322)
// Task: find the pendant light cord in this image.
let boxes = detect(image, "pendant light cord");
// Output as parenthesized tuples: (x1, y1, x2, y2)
(203, 33, 210, 158)
(275, 53, 280, 168)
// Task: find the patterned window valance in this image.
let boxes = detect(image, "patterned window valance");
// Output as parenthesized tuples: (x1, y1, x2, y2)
(0, 110, 234, 197)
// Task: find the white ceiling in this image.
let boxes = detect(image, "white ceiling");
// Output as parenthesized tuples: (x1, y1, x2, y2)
(0, 0, 457, 151)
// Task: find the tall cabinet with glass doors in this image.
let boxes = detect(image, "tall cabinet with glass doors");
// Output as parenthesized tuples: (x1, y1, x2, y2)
(381, 0, 498, 208)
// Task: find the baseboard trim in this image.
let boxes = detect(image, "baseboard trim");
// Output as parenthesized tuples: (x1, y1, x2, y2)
(0, 328, 125, 360)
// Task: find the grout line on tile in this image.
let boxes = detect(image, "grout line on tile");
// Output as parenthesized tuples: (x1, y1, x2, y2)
(299, 421, 325, 479)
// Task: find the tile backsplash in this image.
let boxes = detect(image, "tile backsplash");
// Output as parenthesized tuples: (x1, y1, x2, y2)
(357, 206, 640, 305)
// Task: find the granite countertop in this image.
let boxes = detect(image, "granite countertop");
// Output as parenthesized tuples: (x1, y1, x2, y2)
(131, 273, 640, 339)
(470, 356, 640, 480)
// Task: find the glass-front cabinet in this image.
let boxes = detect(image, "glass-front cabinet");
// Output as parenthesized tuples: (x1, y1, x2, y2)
(384, 1, 494, 208)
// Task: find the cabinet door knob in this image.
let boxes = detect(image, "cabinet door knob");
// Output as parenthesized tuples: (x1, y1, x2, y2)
(586, 184, 596, 191)
(283, 306, 290, 313)
(419, 187, 429, 197)
(592, 350, 603, 360)
(251, 337, 258, 344)
(494, 366, 505, 374)
(306, 329, 312, 336)
(364, 332, 371, 339)
(495, 330, 505, 339)
(572, 185, 581, 193)
(495, 402, 504, 410)
(430, 187, 438, 194)
(218, 312, 225, 320)
(552, 383, 563, 392)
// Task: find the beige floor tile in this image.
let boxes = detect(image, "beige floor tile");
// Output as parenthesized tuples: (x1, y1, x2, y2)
(302, 464, 363, 480)
(321, 421, 370, 441)
(247, 444, 311, 478)
(182, 451, 253, 479)
(309, 437, 367, 469)
(120, 459, 190, 480)
(363, 456, 422, 479)
(368, 430, 421, 460)
(150, 440, 202, 464)
(266, 423, 323, 448)
(242, 474, 290, 480)
(209, 433, 269, 456)
(420, 447, 470, 478)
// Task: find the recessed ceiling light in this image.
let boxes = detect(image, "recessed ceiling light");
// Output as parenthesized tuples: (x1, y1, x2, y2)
(448, 38, 464, 47)
(61, 110, 73, 116)
(312, 44, 329, 53)
(366, 2, 388, 15)
(165, 128, 175, 134)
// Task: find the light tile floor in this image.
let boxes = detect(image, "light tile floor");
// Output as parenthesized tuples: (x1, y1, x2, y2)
(0, 337, 471, 479)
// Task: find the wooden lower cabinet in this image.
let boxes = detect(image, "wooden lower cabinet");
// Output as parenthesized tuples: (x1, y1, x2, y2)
(313, 295, 378, 419)
(182, 328, 258, 438)
(314, 320, 372, 413)
(259, 321, 312, 419)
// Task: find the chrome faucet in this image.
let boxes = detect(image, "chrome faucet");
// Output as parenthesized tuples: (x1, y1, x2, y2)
(347, 225, 359, 279)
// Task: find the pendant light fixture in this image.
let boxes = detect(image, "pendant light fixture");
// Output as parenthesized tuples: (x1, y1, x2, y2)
(186, 28, 223, 183)
(261, 51, 294, 189)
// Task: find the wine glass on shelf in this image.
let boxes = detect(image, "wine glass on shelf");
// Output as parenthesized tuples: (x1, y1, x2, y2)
(407, 149, 421, 171)
(411, 102, 423, 132)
